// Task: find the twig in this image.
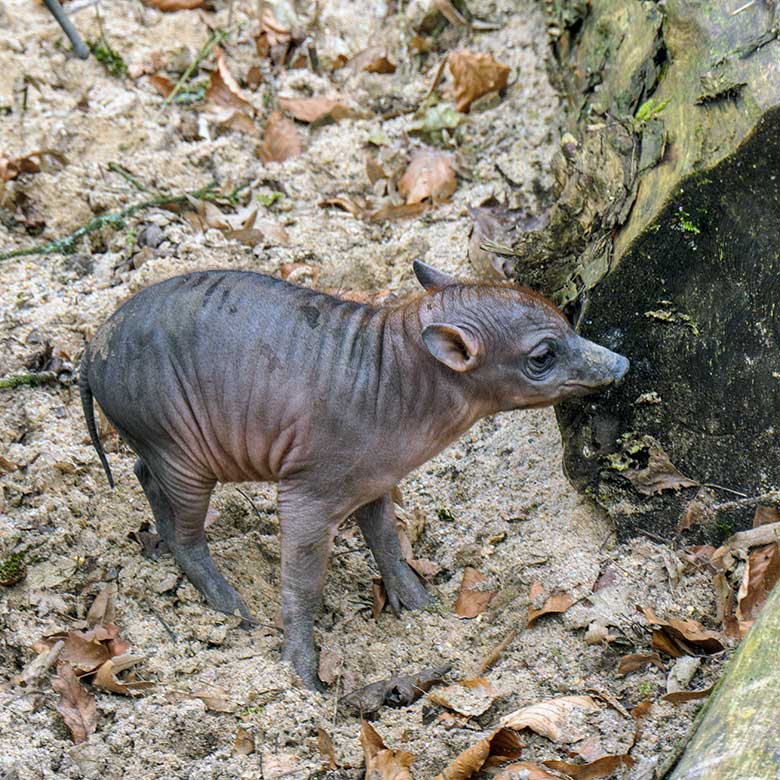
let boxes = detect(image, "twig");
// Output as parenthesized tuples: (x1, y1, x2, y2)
(148, 606, 178, 643)
(43, 0, 89, 59)
(714, 491, 780, 512)
(0, 372, 57, 390)
(703, 482, 748, 498)
(160, 28, 229, 110)
(107, 162, 152, 193)
(0, 183, 217, 263)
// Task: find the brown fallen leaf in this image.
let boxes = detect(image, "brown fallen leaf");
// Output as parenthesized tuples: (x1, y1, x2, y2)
(341, 664, 450, 716)
(367, 202, 428, 221)
(318, 649, 343, 686)
(317, 727, 337, 770)
(32, 624, 129, 673)
(184, 688, 236, 712)
(0, 149, 66, 183)
(94, 655, 152, 696)
(448, 50, 510, 113)
(203, 51, 251, 112)
(319, 195, 366, 218)
(428, 677, 498, 718)
(754, 505, 780, 527)
(662, 685, 715, 704)
(148, 75, 175, 97)
(639, 606, 724, 654)
(52, 662, 97, 744)
(544, 755, 635, 779)
(454, 567, 496, 618)
(86, 583, 117, 626)
(527, 581, 575, 627)
(651, 628, 685, 658)
(278, 96, 355, 126)
(736, 542, 780, 622)
(259, 111, 302, 163)
(434, 728, 523, 780)
(623, 441, 699, 496)
(616, 651, 666, 676)
(234, 726, 255, 756)
(398, 150, 456, 205)
(348, 47, 396, 74)
(361, 721, 415, 780)
(279, 262, 321, 286)
(500, 695, 599, 743)
(366, 156, 387, 185)
(677, 488, 716, 533)
(492, 762, 559, 780)
(372, 577, 388, 620)
(143, 0, 203, 9)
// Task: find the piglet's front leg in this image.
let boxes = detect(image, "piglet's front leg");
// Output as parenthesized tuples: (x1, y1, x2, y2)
(355, 494, 430, 614)
(278, 487, 339, 692)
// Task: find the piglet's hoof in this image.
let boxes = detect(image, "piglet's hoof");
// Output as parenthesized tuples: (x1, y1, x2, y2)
(386, 562, 431, 615)
(283, 643, 327, 693)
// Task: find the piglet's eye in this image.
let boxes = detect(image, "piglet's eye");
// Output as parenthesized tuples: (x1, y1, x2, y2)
(526, 344, 556, 377)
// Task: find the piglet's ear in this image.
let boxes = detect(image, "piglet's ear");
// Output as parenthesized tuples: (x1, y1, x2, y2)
(413, 260, 456, 292)
(422, 324, 481, 372)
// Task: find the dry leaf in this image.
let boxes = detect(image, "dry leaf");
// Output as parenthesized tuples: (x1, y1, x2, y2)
(361, 721, 415, 780)
(428, 677, 498, 718)
(317, 727, 337, 770)
(279, 262, 321, 286)
(623, 443, 699, 496)
(398, 150, 456, 205)
(234, 727, 255, 756)
(527, 582, 575, 627)
(32, 624, 128, 673)
(544, 755, 635, 779)
(186, 688, 236, 712)
(372, 577, 388, 619)
(434, 728, 523, 780)
(754, 506, 780, 527)
(341, 665, 450, 716)
(259, 111, 302, 163)
(677, 488, 716, 533)
(94, 654, 152, 696)
(52, 662, 97, 744)
(616, 652, 665, 676)
(0, 149, 65, 183)
(736, 542, 780, 622)
(662, 685, 715, 704)
(640, 606, 724, 654)
(492, 762, 559, 780)
(366, 156, 387, 185)
(148, 75, 175, 97)
(448, 50, 510, 113)
(278, 96, 355, 125)
(500, 695, 599, 743)
(434, 0, 469, 27)
(143, 0, 203, 9)
(319, 196, 365, 218)
(454, 567, 495, 618)
(86, 583, 117, 626)
(367, 202, 428, 221)
(349, 47, 396, 74)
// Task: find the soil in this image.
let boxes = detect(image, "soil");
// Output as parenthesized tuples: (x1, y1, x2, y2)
(0, 1, 726, 778)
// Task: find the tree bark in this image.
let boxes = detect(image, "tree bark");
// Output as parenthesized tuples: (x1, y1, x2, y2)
(471, 0, 780, 538)
(668, 581, 780, 779)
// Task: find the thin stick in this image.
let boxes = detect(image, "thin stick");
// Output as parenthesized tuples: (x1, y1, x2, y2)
(107, 162, 152, 193)
(160, 28, 228, 110)
(0, 183, 217, 263)
(43, 0, 90, 59)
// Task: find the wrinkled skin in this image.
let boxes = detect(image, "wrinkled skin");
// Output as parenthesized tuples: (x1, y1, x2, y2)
(80, 261, 628, 690)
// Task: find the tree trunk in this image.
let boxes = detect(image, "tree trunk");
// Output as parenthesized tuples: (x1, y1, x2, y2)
(471, 0, 780, 538)
(668, 581, 780, 778)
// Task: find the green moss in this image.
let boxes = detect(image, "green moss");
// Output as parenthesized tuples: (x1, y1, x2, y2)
(634, 96, 671, 125)
(0, 553, 25, 586)
(89, 39, 128, 79)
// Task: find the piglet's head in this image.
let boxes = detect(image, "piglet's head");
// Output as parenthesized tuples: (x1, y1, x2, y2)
(413, 261, 629, 411)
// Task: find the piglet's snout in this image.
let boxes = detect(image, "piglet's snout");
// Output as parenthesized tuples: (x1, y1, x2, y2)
(574, 337, 630, 390)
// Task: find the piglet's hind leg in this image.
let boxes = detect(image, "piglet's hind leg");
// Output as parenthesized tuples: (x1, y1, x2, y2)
(355, 493, 430, 614)
(134, 458, 254, 625)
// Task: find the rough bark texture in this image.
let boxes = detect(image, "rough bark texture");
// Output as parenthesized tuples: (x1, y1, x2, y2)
(480, 0, 780, 538)
(669, 581, 780, 779)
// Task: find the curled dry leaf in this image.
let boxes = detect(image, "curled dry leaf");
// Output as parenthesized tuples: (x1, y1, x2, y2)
(398, 150, 456, 205)
(448, 50, 510, 113)
(318, 649, 343, 686)
(233, 727, 255, 756)
(317, 727, 337, 770)
(278, 96, 355, 126)
(736, 542, 780, 622)
(639, 606, 724, 654)
(259, 111, 302, 164)
(500, 695, 599, 743)
(86, 583, 117, 626)
(661, 685, 715, 704)
(616, 652, 666, 676)
(52, 662, 97, 744)
(433, 728, 523, 780)
(428, 677, 498, 718)
(527, 581, 575, 627)
(33, 624, 129, 672)
(0, 149, 66, 183)
(143, 0, 203, 10)
(360, 721, 415, 780)
(341, 664, 450, 716)
(279, 262, 321, 286)
(623, 441, 699, 496)
(544, 755, 635, 779)
(372, 577, 388, 619)
(454, 567, 496, 618)
(94, 654, 152, 696)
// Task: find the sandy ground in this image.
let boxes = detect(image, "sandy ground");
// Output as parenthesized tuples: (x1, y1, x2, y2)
(0, 1, 725, 778)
